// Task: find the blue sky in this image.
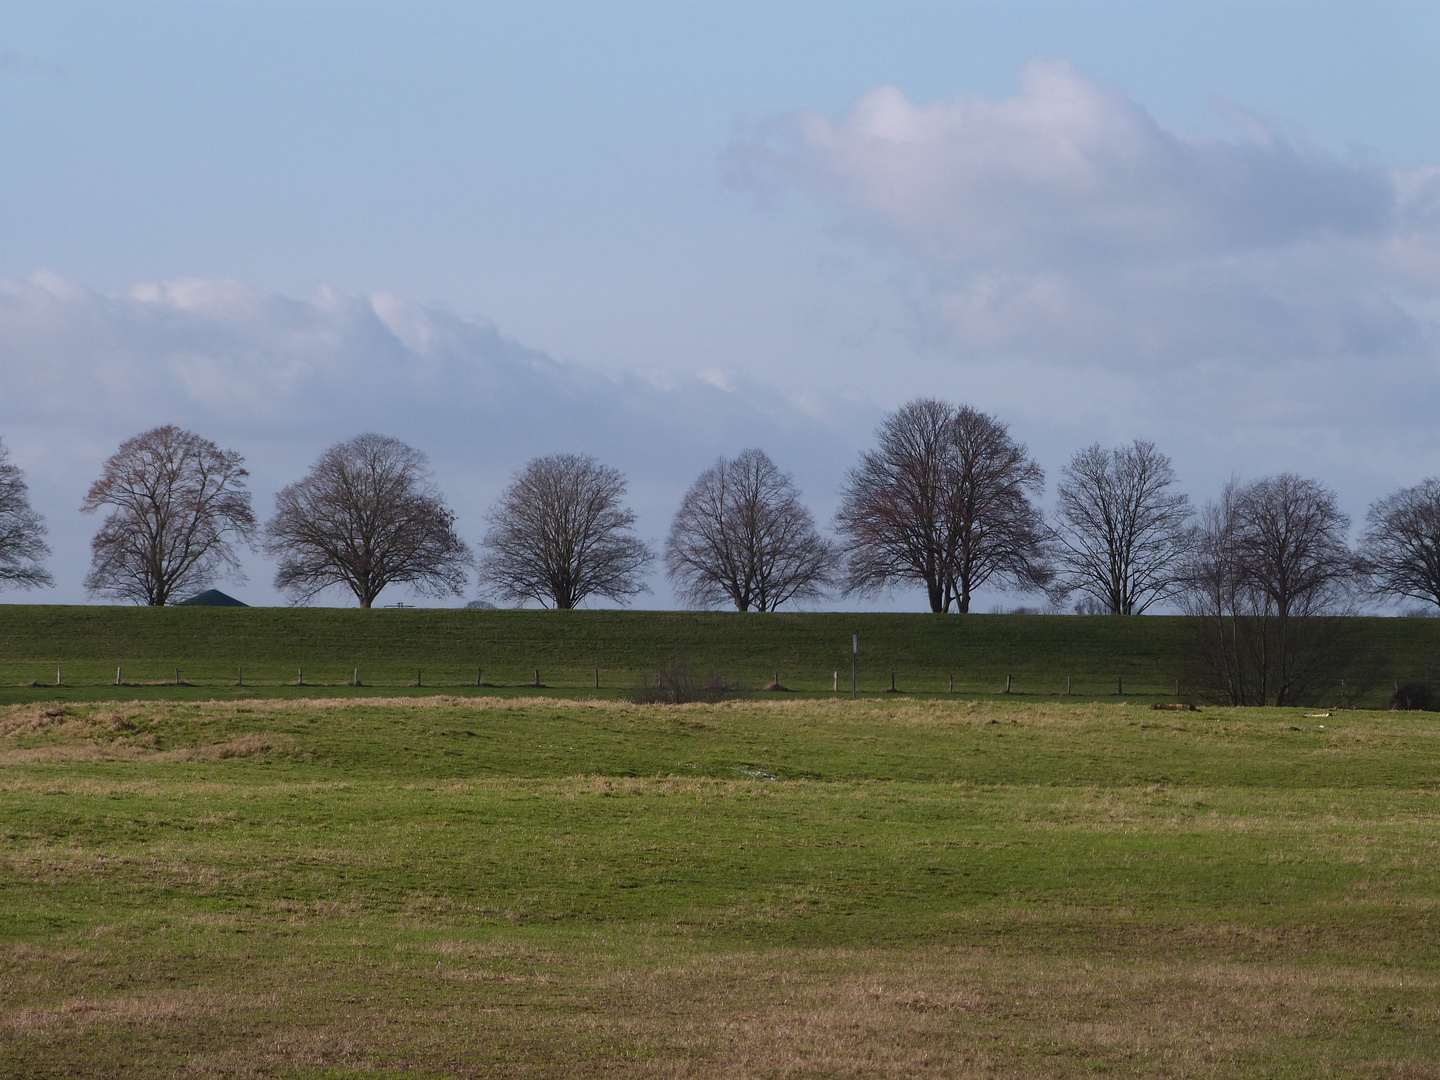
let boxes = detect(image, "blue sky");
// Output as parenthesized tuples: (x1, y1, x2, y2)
(4, 2, 1440, 608)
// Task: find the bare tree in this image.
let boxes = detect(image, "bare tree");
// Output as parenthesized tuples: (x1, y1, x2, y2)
(1052, 440, 1195, 614)
(835, 399, 1049, 613)
(666, 448, 836, 611)
(265, 433, 470, 608)
(81, 425, 256, 605)
(479, 454, 653, 609)
(1180, 476, 1363, 706)
(1361, 479, 1440, 609)
(1228, 473, 1359, 619)
(0, 438, 53, 590)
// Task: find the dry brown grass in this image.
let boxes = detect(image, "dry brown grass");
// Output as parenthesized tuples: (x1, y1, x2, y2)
(5, 941, 1436, 1078)
(0, 731, 292, 764)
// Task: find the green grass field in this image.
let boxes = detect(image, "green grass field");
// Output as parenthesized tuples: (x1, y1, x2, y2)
(3, 605, 1440, 707)
(1, 693, 1437, 1076)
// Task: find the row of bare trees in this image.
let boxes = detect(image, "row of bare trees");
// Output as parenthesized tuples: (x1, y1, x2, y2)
(7, 405, 1440, 635)
(826, 398, 1427, 633)
(52, 428, 657, 609)
(0, 429, 653, 609)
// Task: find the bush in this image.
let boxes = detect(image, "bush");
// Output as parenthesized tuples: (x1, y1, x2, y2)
(1388, 682, 1438, 711)
(624, 663, 744, 705)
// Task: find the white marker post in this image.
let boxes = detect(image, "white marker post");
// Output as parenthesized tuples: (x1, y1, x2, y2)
(852, 634, 858, 701)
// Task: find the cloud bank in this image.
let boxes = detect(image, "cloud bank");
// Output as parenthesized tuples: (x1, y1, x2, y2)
(0, 272, 861, 605)
(733, 59, 1440, 369)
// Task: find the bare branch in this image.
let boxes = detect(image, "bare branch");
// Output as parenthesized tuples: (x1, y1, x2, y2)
(1052, 440, 1195, 614)
(834, 399, 1049, 613)
(0, 438, 53, 590)
(264, 433, 470, 608)
(1179, 474, 1362, 706)
(81, 426, 255, 605)
(479, 454, 653, 609)
(666, 448, 836, 611)
(1361, 479, 1440, 609)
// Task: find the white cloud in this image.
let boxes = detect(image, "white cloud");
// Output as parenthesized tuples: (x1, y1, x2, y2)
(732, 59, 1440, 370)
(0, 273, 861, 605)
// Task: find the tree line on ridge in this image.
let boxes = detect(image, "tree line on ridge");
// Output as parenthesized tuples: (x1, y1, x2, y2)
(2, 400, 1440, 633)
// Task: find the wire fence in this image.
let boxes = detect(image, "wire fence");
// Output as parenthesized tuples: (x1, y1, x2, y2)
(0, 661, 1193, 698)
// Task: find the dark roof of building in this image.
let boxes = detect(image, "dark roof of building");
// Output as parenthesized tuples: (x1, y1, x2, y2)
(175, 589, 248, 607)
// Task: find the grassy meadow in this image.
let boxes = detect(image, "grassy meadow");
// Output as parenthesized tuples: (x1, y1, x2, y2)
(3, 605, 1440, 706)
(1, 692, 1437, 1077)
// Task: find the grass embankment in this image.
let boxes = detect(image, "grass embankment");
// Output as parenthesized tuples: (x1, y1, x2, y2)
(1, 694, 1437, 1076)
(3, 605, 1440, 706)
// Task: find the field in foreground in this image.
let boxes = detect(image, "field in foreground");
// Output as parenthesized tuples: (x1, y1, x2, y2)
(1, 695, 1437, 1078)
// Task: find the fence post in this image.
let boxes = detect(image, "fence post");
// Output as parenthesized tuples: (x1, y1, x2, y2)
(595, 667, 600, 689)
(56, 666, 62, 687)
(1004, 674, 1011, 694)
(298, 668, 304, 687)
(353, 668, 359, 687)
(949, 674, 954, 693)
(175, 668, 180, 686)
(1066, 676, 1072, 695)
(890, 671, 896, 691)
(116, 665, 122, 686)
(833, 671, 838, 692)
(535, 669, 541, 688)
(417, 668, 422, 687)
(1117, 677, 1123, 695)
(238, 667, 243, 687)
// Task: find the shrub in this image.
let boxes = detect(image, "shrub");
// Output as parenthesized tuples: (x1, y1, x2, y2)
(624, 663, 744, 705)
(1388, 682, 1438, 711)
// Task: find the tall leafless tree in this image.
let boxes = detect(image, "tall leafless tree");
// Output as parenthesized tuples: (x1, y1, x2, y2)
(1361, 479, 1440, 609)
(835, 399, 1050, 613)
(81, 425, 256, 605)
(1180, 475, 1363, 706)
(479, 453, 653, 609)
(1228, 473, 1359, 619)
(0, 438, 53, 590)
(666, 448, 835, 611)
(265, 433, 470, 608)
(1052, 440, 1195, 614)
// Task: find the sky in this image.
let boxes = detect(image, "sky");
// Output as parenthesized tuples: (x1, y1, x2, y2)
(3, 1, 1440, 610)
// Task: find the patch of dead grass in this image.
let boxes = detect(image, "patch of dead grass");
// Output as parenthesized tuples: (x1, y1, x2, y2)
(6, 937, 1436, 1078)
(0, 731, 293, 764)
